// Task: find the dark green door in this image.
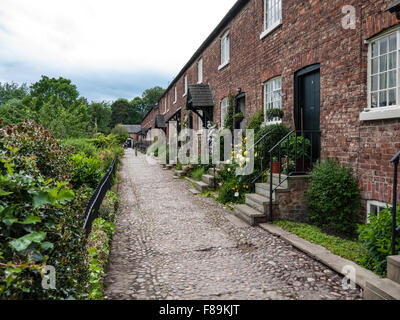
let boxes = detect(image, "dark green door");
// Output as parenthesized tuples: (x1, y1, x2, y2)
(295, 66, 321, 161)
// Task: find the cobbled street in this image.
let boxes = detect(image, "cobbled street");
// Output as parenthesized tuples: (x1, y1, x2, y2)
(104, 150, 363, 300)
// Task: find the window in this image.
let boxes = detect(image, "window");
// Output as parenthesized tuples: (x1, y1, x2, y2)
(198, 58, 203, 83)
(369, 32, 398, 108)
(367, 200, 390, 222)
(183, 75, 188, 97)
(261, 0, 282, 39)
(264, 77, 282, 123)
(219, 31, 230, 70)
(174, 86, 177, 104)
(221, 97, 229, 127)
(361, 29, 400, 121)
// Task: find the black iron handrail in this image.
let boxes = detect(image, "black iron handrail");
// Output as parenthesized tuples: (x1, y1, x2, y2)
(83, 159, 117, 235)
(390, 151, 400, 255)
(267, 130, 321, 222)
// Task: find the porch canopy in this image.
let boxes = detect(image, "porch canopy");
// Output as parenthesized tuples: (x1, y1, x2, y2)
(155, 114, 166, 129)
(186, 84, 214, 128)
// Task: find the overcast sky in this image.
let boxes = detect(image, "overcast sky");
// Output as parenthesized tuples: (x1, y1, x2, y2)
(0, 0, 236, 102)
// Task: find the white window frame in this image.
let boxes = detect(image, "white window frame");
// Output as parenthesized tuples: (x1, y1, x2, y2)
(260, 0, 282, 40)
(361, 27, 400, 121)
(198, 58, 203, 84)
(263, 76, 282, 125)
(220, 97, 229, 127)
(218, 31, 230, 70)
(163, 97, 167, 114)
(183, 75, 188, 97)
(367, 200, 391, 222)
(173, 86, 177, 104)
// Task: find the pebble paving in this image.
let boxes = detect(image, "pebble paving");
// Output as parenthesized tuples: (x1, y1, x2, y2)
(104, 150, 363, 300)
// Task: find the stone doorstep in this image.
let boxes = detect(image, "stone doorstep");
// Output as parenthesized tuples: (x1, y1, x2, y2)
(259, 223, 383, 292)
(388, 256, 400, 285)
(364, 278, 400, 300)
(185, 177, 209, 192)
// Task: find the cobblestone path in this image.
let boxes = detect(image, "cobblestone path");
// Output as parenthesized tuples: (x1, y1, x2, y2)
(104, 150, 362, 300)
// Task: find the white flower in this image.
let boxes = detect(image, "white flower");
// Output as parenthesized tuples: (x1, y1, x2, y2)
(234, 192, 239, 197)
(226, 160, 231, 165)
(228, 168, 231, 172)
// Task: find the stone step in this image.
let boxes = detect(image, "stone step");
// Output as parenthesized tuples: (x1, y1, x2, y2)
(207, 167, 221, 177)
(233, 204, 268, 226)
(388, 256, 400, 285)
(187, 178, 209, 192)
(173, 170, 184, 177)
(255, 183, 289, 197)
(245, 193, 270, 213)
(365, 278, 400, 300)
(202, 174, 216, 185)
(267, 174, 289, 189)
(166, 164, 173, 170)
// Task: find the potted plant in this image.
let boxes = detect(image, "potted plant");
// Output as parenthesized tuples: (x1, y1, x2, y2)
(266, 108, 284, 122)
(269, 156, 280, 174)
(233, 112, 244, 122)
(281, 134, 312, 172)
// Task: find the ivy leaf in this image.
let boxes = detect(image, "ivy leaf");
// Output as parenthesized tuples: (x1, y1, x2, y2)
(0, 189, 12, 197)
(18, 215, 41, 225)
(32, 192, 51, 209)
(9, 232, 46, 252)
(57, 188, 75, 204)
(40, 242, 54, 251)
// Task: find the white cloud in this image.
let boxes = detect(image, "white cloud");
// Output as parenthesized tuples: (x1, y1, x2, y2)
(0, 0, 236, 75)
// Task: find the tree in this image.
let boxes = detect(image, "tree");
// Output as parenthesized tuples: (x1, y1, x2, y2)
(88, 101, 112, 135)
(141, 86, 165, 115)
(110, 98, 130, 128)
(29, 76, 80, 110)
(128, 97, 144, 124)
(0, 82, 28, 105)
(0, 98, 32, 127)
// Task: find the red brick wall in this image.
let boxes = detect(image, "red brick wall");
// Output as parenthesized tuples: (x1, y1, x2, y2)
(142, 0, 400, 213)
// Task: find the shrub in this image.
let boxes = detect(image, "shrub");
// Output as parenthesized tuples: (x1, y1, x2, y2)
(247, 110, 264, 135)
(358, 206, 400, 276)
(0, 121, 72, 181)
(306, 160, 361, 238)
(62, 138, 97, 157)
(217, 178, 249, 204)
(70, 153, 103, 189)
(0, 142, 89, 300)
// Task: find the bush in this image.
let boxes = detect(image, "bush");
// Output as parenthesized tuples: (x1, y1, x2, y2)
(358, 206, 400, 276)
(0, 129, 89, 299)
(247, 110, 264, 135)
(70, 153, 103, 189)
(306, 160, 361, 238)
(62, 138, 97, 157)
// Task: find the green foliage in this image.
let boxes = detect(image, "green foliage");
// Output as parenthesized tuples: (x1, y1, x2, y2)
(217, 178, 248, 205)
(175, 162, 183, 171)
(0, 144, 88, 299)
(0, 99, 32, 127)
(275, 220, 370, 271)
(110, 99, 130, 128)
(0, 82, 28, 105)
(191, 167, 205, 181)
(247, 110, 264, 135)
(358, 206, 400, 276)
(265, 108, 284, 121)
(70, 153, 102, 189)
(62, 138, 97, 157)
(0, 121, 72, 181)
(111, 124, 129, 137)
(306, 160, 361, 238)
(223, 94, 235, 131)
(140, 86, 165, 115)
(280, 134, 312, 160)
(88, 101, 112, 135)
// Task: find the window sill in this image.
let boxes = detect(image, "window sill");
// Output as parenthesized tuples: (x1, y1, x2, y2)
(260, 21, 282, 40)
(218, 61, 230, 71)
(182, 93, 187, 98)
(359, 106, 400, 121)
(261, 120, 282, 127)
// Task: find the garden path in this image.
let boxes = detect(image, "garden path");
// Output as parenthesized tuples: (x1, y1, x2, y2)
(104, 149, 362, 300)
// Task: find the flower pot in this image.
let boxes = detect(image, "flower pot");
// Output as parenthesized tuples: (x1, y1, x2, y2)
(270, 161, 280, 174)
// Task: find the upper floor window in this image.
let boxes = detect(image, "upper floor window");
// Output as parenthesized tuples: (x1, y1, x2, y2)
(183, 75, 188, 97)
(219, 31, 230, 70)
(261, 0, 282, 39)
(220, 97, 229, 127)
(198, 58, 203, 83)
(174, 86, 177, 104)
(264, 76, 282, 124)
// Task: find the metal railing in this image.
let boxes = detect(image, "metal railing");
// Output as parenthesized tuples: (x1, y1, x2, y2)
(83, 159, 117, 235)
(391, 151, 400, 255)
(265, 130, 321, 222)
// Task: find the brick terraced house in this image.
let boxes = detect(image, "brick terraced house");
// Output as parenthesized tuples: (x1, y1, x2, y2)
(141, 0, 400, 220)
